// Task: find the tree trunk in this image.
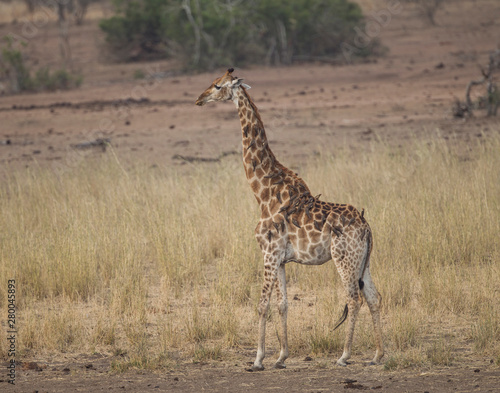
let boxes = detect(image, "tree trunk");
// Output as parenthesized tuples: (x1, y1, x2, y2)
(58, 4, 73, 70)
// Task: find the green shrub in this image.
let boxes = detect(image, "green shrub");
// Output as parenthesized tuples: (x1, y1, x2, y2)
(0, 36, 83, 94)
(251, 0, 365, 64)
(44, 69, 83, 90)
(99, 0, 172, 60)
(0, 37, 32, 92)
(133, 69, 146, 79)
(99, 0, 374, 69)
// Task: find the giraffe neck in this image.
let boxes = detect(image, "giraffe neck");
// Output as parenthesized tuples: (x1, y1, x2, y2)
(234, 88, 310, 208)
(235, 87, 277, 182)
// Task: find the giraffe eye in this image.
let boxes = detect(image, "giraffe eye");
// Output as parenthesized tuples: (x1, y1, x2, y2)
(214, 84, 221, 90)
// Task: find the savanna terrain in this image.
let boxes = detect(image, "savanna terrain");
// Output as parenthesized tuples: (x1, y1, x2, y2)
(0, 0, 499, 392)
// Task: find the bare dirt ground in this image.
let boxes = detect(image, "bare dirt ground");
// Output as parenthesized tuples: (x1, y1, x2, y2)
(1, 0, 499, 172)
(1, 1, 500, 392)
(5, 354, 500, 393)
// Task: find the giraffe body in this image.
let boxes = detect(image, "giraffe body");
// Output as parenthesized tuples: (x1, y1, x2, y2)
(196, 69, 384, 369)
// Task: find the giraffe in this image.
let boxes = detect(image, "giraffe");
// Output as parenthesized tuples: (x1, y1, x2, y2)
(195, 68, 384, 370)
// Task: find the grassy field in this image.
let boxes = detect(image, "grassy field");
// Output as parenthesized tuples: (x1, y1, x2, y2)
(1, 132, 499, 371)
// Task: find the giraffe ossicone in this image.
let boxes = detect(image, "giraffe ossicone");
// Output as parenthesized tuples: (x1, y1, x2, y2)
(196, 68, 384, 370)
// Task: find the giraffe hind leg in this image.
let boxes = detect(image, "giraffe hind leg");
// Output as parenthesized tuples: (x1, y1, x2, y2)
(360, 267, 384, 364)
(332, 236, 365, 367)
(336, 293, 362, 366)
(358, 231, 384, 364)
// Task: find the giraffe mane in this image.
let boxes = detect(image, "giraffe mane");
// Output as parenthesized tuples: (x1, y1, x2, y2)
(240, 85, 264, 128)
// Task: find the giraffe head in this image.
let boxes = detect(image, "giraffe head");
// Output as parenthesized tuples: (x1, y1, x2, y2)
(195, 68, 250, 106)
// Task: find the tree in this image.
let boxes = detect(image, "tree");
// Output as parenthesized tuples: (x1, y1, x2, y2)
(99, 0, 370, 69)
(24, 0, 36, 14)
(74, 0, 99, 25)
(21, 0, 97, 25)
(453, 50, 500, 118)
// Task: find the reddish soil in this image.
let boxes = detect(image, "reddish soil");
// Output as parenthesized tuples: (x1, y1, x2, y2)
(1, 1, 500, 391)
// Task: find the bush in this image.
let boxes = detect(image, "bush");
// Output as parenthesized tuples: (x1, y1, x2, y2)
(0, 37, 32, 92)
(0, 36, 83, 94)
(33, 67, 83, 91)
(99, 0, 173, 60)
(99, 0, 376, 69)
(251, 0, 365, 64)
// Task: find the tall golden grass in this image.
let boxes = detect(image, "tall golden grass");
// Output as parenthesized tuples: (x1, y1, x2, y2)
(1, 133, 499, 369)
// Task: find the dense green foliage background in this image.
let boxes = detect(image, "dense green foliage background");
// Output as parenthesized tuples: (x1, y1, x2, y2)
(100, 0, 373, 69)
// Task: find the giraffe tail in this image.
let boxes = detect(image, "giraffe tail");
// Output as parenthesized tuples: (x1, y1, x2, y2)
(333, 231, 372, 331)
(332, 304, 349, 331)
(358, 230, 372, 291)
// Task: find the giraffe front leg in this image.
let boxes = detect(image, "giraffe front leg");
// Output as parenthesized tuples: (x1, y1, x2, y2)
(274, 264, 289, 369)
(252, 262, 278, 371)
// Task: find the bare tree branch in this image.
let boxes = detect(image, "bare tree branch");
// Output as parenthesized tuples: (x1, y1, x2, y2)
(455, 49, 500, 118)
(182, 0, 202, 66)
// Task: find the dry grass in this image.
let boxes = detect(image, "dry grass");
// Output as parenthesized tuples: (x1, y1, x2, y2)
(0, 132, 499, 370)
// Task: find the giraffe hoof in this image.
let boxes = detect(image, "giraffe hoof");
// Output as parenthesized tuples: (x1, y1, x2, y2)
(273, 362, 286, 369)
(250, 364, 265, 372)
(336, 360, 350, 367)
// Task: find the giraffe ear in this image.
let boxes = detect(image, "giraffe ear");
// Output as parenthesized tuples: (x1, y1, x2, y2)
(231, 78, 251, 90)
(231, 78, 243, 86)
